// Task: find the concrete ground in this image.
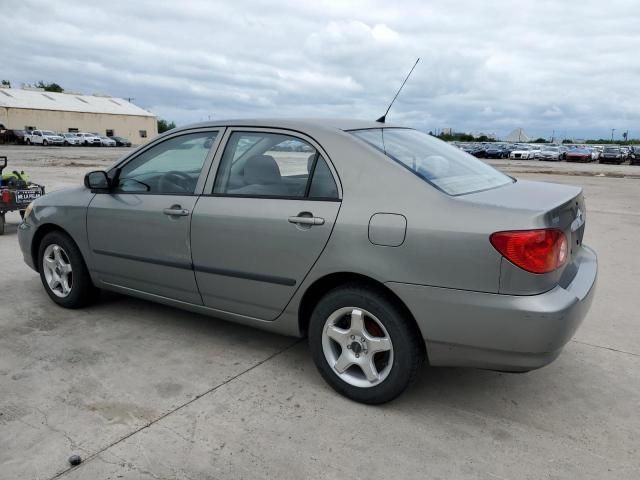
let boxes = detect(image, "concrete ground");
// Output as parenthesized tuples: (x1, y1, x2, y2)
(1, 146, 639, 479)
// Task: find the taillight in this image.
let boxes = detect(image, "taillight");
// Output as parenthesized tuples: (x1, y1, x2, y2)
(490, 229, 568, 274)
(1, 190, 10, 204)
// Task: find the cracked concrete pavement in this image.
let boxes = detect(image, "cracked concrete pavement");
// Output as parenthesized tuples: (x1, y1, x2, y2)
(0, 146, 639, 479)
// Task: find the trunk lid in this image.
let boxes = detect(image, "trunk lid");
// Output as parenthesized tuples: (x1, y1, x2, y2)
(460, 179, 586, 294)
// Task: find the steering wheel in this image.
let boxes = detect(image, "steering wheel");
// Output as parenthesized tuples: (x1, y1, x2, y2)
(159, 171, 193, 193)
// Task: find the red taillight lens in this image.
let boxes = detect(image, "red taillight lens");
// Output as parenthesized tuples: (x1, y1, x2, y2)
(490, 229, 568, 274)
(1, 190, 10, 204)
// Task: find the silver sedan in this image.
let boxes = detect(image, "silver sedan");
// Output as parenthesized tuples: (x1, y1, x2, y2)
(18, 119, 597, 404)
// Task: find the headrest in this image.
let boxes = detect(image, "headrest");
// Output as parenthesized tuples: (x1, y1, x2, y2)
(244, 154, 281, 185)
(307, 153, 316, 173)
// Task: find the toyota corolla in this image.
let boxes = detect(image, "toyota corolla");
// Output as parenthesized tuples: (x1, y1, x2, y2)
(18, 119, 597, 404)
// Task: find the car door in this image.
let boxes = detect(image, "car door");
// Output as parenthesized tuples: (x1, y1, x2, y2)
(191, 128, 342, 320)
(87, 129, 221, 304)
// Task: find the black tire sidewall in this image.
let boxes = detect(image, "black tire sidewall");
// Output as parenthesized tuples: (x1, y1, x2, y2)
(37, 231, 96, 308)
(308, 286, 423, 404)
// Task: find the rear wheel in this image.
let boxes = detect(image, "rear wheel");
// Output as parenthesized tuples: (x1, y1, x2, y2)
(43, 140, 48, 146)
(38, 231, 98, 308)
(0, 213, 5, 235)
(308, 284, 424, 404)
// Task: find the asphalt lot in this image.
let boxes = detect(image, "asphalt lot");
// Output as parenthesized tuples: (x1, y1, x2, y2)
(1, 145, 639, 479)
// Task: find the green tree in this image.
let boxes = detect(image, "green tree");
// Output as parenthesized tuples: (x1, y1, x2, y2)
(562, 139, 573, 144)
(1, 80, 10, 87)
(35, 81, 64, 92)
(533, 138, 547, 143)
(157, 119, 176, 133)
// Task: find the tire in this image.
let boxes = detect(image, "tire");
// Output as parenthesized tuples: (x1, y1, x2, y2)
(43, 140, 48, 146)
(308, 284, 424, 404)
(26, 138, 31, 144)
(0, 214, 5, 235)
(37, 230, 98, 308)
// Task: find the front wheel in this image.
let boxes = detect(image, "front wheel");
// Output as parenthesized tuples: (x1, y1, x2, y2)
(43, 140, 48, 146)
(38, 231, 98, 308)
(308, 285, 424, 404)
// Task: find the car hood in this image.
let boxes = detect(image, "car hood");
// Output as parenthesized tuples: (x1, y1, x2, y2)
(33, 185, 91, 207)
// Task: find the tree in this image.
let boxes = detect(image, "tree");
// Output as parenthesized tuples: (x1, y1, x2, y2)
(533, 137, 547, 143)
(35, 81, 64, 92)
(157, 119, 176, 133)
(1, 80, 10, 87)
(562, 139, 573, 144)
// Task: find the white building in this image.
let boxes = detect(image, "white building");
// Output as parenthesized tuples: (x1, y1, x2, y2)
(0, 87, 157, 145)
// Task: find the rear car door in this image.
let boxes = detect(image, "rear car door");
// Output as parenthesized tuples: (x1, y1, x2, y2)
(87, 129, 221, 304)
(191, 128, 342, 320)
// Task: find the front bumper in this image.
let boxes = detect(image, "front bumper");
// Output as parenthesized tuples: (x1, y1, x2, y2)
(18, 220, 37, 271)
(387, 245, 597, 372)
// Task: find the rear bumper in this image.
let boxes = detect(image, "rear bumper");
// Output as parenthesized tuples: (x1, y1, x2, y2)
(387, 245, 597, 372)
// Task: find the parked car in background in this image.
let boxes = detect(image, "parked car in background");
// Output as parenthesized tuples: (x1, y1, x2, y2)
(539, 146, 562, 161)
(509, 146, 535, 159)
(484, 144, 508, 159)
(0, 128, 29, 144)
(630, 146, 640, 165)
(26, 130, 64, 146)
(600, 146, 624, 164)
(529, 145, 543, 159)
(99, 136, 117, 147)
(111, 136, 132, 147)
(76, 132, 102, 146)
(565, 148, 594, 163)
(60, 133, 81, 146)
(620, 147, 630, 160)
(17, 118, 597, 404)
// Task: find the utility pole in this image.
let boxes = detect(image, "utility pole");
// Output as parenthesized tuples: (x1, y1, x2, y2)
(611, 128, 615, 142)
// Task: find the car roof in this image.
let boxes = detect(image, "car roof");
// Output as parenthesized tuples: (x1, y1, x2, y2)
(176, 118, 403, 133)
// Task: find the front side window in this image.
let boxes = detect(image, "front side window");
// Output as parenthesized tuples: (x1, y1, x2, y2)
(351, 128, 513, 196)
(116, 131, 217, 194)
(213, 131, 338, 199)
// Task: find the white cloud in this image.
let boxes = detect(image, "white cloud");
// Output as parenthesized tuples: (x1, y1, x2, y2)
(1, 0, 639, 139)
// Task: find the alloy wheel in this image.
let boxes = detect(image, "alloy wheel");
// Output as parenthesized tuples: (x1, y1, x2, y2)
(321, 307, 394, 388)
(42, 244, 73, 298)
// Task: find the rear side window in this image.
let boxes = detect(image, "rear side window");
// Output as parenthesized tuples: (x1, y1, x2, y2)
(351, 128, 513, 196)
(213, 131, 338, 199)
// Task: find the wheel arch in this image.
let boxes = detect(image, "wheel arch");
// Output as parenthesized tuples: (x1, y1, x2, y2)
(298, 272, 427, 357)
(30, 223, 74, 272)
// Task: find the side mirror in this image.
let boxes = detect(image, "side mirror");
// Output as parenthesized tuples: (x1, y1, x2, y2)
(84, 170, 111, 191)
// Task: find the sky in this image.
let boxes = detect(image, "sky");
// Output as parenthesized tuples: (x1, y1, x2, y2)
(1, 0, 639, 140)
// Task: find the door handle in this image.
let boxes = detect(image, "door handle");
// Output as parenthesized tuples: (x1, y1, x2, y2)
(163, 205, 190, 216)
(288, 214, 325, 226)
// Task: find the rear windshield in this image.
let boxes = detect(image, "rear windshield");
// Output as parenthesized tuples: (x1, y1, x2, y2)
(350, 128, 513, 196)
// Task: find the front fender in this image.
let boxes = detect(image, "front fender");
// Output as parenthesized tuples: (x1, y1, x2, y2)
(23, 186, 95, 272)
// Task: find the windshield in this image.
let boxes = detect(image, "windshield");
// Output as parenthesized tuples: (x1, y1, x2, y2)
(604, 147, 619, 152)
(42, 130, 55, 135)
(543, 147, 559, 152)
(350, 128, 513, 196)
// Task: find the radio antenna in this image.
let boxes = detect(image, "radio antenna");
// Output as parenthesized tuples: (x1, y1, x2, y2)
(376, 57, 420, 123)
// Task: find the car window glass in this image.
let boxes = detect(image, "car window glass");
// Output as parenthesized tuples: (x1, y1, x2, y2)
(117, 131, 217, 194)
(308, 155, 339, 199)
(214, 131, 338, 199)
(351, 128, 512, 196)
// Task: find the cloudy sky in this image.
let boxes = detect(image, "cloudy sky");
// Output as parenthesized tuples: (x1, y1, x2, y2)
(2, 0, 639, 139)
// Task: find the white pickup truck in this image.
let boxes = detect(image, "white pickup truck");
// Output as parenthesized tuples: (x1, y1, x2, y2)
(26, 130, 64, 146)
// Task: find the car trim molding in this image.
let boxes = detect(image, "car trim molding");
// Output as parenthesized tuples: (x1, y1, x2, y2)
(193, 265, 297, 286)
(92, 249, 296, 286)
(93, 249, 191, 270)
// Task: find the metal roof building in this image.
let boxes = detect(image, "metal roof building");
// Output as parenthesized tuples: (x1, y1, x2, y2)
(0, 87, 157, 145)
